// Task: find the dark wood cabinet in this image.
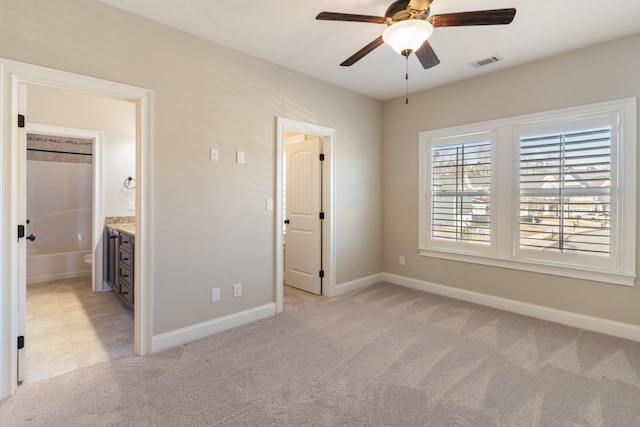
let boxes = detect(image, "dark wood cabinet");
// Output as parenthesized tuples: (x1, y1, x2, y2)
(105, 227, 119, 293)
(117, 231, 134, 308)
(105, 226, 134, 309)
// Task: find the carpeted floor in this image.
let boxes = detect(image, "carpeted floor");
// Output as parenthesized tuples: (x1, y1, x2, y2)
(1, 282, 640, 426)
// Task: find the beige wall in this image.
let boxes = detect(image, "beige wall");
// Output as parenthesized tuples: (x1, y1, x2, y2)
(3, 0, 638, 343)
(0, 0, 383, 335)
(382, 33, 640, 326)
(27, 85, 136, 218)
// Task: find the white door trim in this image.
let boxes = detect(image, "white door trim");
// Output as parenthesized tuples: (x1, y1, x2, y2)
(0, 57, 154, 400)
(275, 118, 336, 313)
(25, 123, 105, 292)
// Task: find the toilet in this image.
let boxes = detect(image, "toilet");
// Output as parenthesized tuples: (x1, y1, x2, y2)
(83, 253, 92, 266)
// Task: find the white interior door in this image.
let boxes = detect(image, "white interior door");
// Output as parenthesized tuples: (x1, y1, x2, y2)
(17, 83, 28, 383)
(284, 137, 322, 295)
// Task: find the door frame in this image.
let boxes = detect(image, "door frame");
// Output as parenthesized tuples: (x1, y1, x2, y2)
(25, 123, 105, 292)
(275, 117, 336, 313)
(0, 57, 154, 399)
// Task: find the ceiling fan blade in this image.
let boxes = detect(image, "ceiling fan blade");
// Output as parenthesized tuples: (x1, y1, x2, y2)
(429, 8, 516, 27)
(316, 11, 386, 24)
(340, 36, 384, 67)
(415, 40, 440, 69)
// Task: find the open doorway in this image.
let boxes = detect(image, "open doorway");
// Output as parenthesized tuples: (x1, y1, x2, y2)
(21, 84, 136, 383)
(25, 124, 105, 292)
(0, 58, 153, 399)
(275, 118, 336, 313)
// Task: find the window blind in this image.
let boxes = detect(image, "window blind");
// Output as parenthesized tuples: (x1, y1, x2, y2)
(431, 141, 491, 244)
(519, 126, 611, 255)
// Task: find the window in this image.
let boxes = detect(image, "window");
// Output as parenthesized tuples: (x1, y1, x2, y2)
(419, 98, 636, 285)
(518, 117, 612, 259)
(427, 132, 494, 253)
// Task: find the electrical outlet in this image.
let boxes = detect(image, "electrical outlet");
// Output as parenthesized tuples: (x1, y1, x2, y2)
(399, 256, 405, 266)
(211, 288, 220, 302)
(233, 283, 242, 298)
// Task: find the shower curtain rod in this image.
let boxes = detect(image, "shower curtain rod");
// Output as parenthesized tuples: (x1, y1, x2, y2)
(27, 148, 92, 156)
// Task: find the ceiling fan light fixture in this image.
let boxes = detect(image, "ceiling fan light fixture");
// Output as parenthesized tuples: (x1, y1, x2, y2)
(382, 20, 433, 55)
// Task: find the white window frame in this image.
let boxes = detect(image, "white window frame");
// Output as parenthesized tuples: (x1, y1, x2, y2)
(420, 130, 497, 256)
(418, 98, 636, 286)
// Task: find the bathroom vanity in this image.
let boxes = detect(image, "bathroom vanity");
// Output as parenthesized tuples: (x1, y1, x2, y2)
(105, 220, 135, 309)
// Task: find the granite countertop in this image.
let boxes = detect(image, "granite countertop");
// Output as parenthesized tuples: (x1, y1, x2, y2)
(112, 223, 136, 235)
(105, 216, 136, 236)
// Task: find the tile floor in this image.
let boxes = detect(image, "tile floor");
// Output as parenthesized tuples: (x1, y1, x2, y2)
(24, 276, 134, 384)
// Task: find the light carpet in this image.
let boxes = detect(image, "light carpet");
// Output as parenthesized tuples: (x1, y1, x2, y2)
(1, 282, 640, 426)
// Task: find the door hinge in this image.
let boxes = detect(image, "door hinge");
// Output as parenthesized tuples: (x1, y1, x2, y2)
(319, 153, 325, 161)
(319, 270, 325, 278)
(17, 336, 24, 350)
(18, 114, 25, 128)
(319, 212, 325, 220)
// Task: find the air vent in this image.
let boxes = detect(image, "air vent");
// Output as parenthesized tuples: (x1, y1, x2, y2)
(470, 55, 503, 68)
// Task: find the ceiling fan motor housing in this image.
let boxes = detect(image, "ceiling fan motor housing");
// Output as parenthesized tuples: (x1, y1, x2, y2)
(386, 0, 431, 23)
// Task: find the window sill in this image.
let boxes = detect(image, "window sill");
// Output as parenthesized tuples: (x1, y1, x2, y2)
(418, 248, 635, 287)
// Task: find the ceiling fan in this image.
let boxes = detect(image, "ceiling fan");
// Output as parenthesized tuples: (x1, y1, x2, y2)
(316, 0, 517, 69)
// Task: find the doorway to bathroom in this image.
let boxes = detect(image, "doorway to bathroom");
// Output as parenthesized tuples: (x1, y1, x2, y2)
(0, 57, 153, 399)
(20, 86, 137, 384)
(25, 127, 102, 291)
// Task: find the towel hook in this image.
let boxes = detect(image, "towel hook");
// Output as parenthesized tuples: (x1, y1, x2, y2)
(124, 176, 136, 190)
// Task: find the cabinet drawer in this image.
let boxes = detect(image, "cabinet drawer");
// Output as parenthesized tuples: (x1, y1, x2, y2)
(120, 283, 133, 306)
(118, 265, 132, 287)
(119, 233, 133, 254)
(119, 250, 132, 267)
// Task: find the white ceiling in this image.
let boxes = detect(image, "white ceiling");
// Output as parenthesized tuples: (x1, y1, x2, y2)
(98, 0, 640, 101)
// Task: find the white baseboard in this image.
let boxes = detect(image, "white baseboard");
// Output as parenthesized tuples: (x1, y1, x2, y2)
(383, 272, 640, 342)
(152, 303, 277, 353)
(151, 273, 640, 354)
(334, 273, 384, 296)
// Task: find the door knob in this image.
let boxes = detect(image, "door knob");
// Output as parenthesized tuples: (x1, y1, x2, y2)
(284, 219, 290, 224)
(26, 234, 36, 241)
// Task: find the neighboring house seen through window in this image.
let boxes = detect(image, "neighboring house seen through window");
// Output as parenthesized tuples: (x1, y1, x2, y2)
(430, 132, 493, 250)
(518, 118, 612, 258)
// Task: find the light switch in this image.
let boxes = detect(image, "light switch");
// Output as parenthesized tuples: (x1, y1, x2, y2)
(128, 202, 135, 212)
(236, 150, 245, 164)
(266, 198, 273, 211)
(210, 148, 219, 162)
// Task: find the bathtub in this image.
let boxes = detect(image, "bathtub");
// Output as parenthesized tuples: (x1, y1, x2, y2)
(26, 209, 92, 284)
(27, 250, 91, 284)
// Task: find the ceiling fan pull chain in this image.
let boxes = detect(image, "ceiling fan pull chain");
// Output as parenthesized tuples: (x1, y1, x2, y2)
(405, 53, 409, 105)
